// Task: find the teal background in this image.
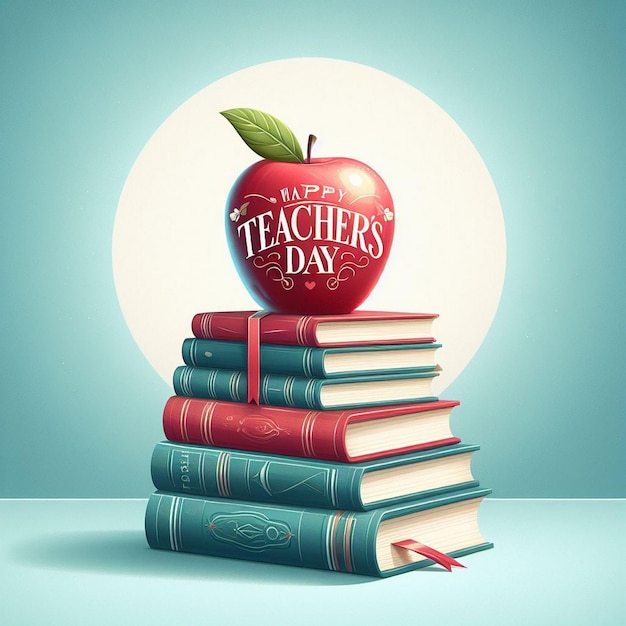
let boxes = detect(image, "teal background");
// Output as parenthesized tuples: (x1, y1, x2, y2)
(1, 0, 624, 498)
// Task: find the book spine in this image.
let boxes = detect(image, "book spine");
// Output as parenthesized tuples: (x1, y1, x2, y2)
(173, 366, 325, 409)
(191, 311, 311, 345)
(162, 396, 352, 461)
(191, 312, 249, 342)
(145, 491, 382, 576)
(182, 338, 326, 377)
(150, 443, 363, 510)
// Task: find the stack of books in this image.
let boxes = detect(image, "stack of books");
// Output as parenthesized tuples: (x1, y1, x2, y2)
(144, 310, 493, 577)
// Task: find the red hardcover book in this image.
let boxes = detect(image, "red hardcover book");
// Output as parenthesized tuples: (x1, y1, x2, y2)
(191, 310, 438, 347)
(162, 396, 460, 462)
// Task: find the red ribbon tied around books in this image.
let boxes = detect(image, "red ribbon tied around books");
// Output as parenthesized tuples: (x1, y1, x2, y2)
(392, 539, 466, 572)
(247, 311, 271, 404)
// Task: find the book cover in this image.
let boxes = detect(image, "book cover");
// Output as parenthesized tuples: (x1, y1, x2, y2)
(162, 396, 461, 462)
(172, 366, 439, 410)
(150, 441, 480, 510)
(192, 310, 438, 347)
(182, 338, 440, 378)
(144, 486, 493, 577)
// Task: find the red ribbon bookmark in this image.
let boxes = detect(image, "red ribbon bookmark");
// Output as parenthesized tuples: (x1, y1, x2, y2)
(392, 539, 466, 572)
(247, 311, 270, 404)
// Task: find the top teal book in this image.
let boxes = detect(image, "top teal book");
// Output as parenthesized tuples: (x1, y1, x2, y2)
(182, 338, 440, 378)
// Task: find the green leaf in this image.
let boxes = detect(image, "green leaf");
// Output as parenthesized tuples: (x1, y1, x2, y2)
(220, 108, 304, 163)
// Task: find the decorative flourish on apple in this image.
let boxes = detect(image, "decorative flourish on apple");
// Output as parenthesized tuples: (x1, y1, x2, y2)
(349, 194, 380, 205)
(220, 107, 395, 314)
(253, 252, 294, 290)
(327, 253, 370, 291)
(243, 193, 277, 204)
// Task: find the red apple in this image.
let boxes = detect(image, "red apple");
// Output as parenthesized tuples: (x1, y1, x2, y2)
(221, 109, 395, 314)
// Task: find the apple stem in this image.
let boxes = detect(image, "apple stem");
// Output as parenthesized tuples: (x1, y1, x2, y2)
(306, 134, 317, 164)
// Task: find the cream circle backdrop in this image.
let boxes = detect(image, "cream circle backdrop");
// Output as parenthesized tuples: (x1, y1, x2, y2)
(112, 58, 506, 395)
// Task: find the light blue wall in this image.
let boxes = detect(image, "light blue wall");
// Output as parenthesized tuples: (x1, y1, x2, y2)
(1, 1, 624, 497)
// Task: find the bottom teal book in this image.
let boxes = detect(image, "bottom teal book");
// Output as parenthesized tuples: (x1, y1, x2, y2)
(145, 487, 493, 577)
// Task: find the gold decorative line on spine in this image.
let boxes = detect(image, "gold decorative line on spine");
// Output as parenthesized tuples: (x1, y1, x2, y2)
(180, 398, 192, 442)
(203, 312, 214, 338)
(201, 401, 216, 445)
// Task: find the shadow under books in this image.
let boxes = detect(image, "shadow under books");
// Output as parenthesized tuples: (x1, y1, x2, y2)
(10, 529, 380, 585)
(12, 529, 452, 584)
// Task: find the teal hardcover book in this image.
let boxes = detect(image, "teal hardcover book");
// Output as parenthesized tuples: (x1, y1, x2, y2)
(182, 338, 441, 378)
(144, 486, 493, 577)
(150, 441, 479, 510)
(172, 365, 439, 410)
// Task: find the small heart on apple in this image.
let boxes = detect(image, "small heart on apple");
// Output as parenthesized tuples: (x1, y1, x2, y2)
(221, 108, 395, 314)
